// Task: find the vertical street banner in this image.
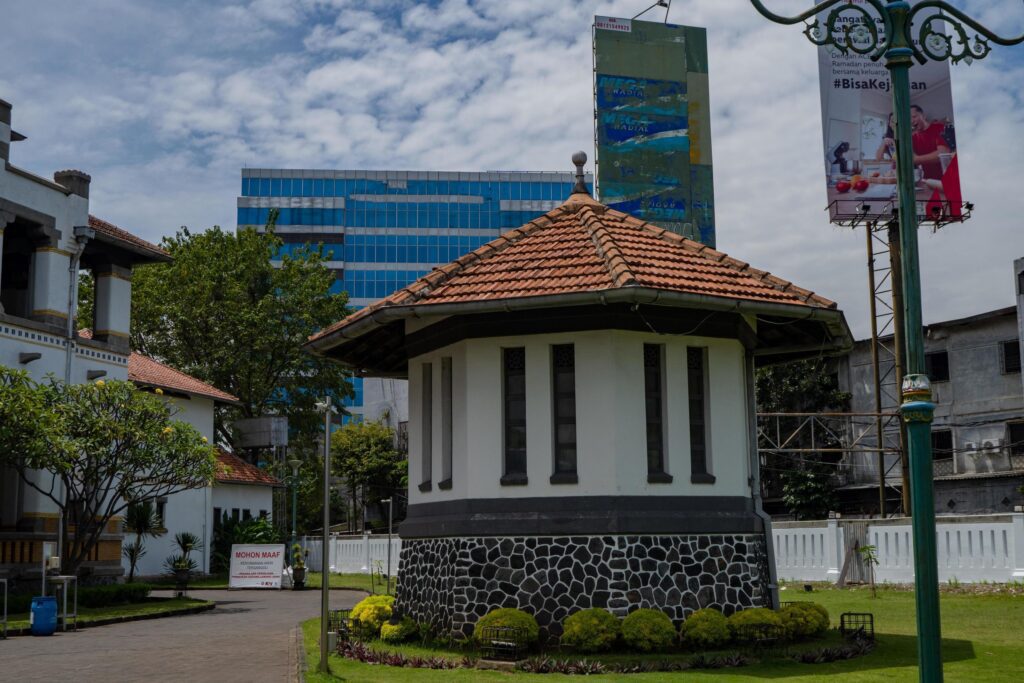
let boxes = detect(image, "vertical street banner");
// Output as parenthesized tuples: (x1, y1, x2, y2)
(593, 17, 716, 247)
(817, 1, 963, 223)
(229, 544, 285, 589)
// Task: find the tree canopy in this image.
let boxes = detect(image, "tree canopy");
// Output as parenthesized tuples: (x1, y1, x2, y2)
(756, 358, 851, 520)
(331, 421, 407, 531)
(0, 369, 217, 575)
(121, 219, 353, 448)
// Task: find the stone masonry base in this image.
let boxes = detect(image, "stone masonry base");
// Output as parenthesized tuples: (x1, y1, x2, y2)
(395, 534, 770, 641)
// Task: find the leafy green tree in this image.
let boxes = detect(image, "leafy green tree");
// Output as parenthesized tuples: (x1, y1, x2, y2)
(119, 215, 353, 448)
(0, 369, 217, 575)
(331, 421, 407, 530)
(756, 358, 850, 520)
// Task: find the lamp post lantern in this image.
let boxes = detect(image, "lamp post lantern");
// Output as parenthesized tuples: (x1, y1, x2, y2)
(748, 2, 1024, 680)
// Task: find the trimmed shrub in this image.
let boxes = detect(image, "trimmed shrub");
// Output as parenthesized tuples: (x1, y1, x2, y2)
(473, 608, 540, 646)
(8, 582, 154, 614)
(350, 595, 395, 636)
(381, 616, 419, 643)
(560, 608, 621, 653)
(621, 609, 676, 652)
(679, 608, 731, 649)
(727, 607, 784, 644)
(779, 602, 830, 640)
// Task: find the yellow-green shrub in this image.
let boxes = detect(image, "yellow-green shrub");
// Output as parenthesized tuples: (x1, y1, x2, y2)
(350, 595, 395, 636)
(727, 607, 784, 644)
(621, 609, 676, 652)
(473, 608, 540, 646)
(560, 608, 620, 653)
(380, 616, 418, 643)
(679, 608, 731, 649)
(779, 602, 830, 639)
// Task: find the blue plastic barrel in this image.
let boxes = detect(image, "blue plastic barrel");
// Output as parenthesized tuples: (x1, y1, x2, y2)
(30, 596, 58, 636)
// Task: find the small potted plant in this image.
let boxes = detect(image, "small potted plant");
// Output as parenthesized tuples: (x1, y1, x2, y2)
(292, 544, 307, 589)
(164, 531, 202, 594)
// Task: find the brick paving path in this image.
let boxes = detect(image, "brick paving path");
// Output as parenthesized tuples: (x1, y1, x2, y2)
(0, 588, 363, 682)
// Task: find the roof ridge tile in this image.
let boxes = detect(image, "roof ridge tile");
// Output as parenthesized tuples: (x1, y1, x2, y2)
(580, 206, 639, 288)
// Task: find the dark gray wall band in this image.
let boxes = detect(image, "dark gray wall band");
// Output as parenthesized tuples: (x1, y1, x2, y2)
(399, 495, 763, 538)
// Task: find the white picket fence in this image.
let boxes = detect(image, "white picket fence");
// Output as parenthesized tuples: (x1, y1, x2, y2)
(300, 534, 402, 576)
(301, 515, 1024, 584)
(773, 513, 1024, 583)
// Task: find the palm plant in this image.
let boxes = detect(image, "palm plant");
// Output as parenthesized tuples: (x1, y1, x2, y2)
(123, 501, 165, 582)
(164, 531, 203, 582)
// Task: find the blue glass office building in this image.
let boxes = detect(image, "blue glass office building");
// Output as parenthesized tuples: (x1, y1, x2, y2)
(237, 169, 591, 420)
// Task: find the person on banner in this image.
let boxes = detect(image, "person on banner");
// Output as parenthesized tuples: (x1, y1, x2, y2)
(874, 113, 896, 161)
(909, 105, 951, 182)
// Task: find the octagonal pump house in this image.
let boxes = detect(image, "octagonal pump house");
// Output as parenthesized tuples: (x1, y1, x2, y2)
(307, 153, 852, 640)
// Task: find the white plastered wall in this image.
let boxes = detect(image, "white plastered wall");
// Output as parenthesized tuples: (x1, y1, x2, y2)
(406, 328, 752, 506)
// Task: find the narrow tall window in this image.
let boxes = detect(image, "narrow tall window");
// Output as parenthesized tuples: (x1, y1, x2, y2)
(551, 344, 577, 483)
(439, 357, 453, 489)
(419, 363, 433, 491)
(644, 344, 671, 483)
(687, 347, 715, 484)
(1002, 340, 1021, 374)
(502, 347, 527, 484)
(931, 429, 953, 461)
(925, 351, 949, 382)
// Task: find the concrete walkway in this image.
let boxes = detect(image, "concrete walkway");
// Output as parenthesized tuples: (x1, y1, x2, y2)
(0, 588, 364, 682)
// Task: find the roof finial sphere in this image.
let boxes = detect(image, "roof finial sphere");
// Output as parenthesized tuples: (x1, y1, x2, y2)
(571, 151, 589, 195)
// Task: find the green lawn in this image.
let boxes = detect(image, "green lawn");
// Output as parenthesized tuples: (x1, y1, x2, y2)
(301, 585, 1024, 681)
(6, 597, 213, 630)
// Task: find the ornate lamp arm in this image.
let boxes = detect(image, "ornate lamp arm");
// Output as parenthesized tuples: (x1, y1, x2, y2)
(750, 0, 891, 59)
(908, 1, 1024, 64)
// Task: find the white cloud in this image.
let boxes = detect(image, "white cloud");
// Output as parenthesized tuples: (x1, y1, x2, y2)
(3, 0, 1023, 338)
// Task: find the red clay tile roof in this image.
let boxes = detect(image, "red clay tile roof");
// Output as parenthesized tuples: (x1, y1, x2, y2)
(128, 353, 240, 405)
(88, 215, 171, 262)
(78, 330, 239, 404)
(215, 449, 281, 487)
(310, 192, 836, 344)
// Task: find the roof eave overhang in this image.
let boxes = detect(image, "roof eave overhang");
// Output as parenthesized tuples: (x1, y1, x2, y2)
(89, 232, 172, 265)
(134, 380, 243, 406)
(307, 287, 853, 366)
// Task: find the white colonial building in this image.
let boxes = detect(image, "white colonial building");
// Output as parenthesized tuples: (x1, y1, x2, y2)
(1, 96, 278, 581)
(1, 97, 170, 579)
(307, 155, 853, 639)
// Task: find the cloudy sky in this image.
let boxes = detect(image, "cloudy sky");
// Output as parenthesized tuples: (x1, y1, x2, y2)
(3, 0, 1023, 338)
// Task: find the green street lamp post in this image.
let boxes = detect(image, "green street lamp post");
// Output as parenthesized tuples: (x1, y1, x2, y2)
(287, 457, 302, 562)
(315, 398, 337, 674)
(748, 2, 1024, 680)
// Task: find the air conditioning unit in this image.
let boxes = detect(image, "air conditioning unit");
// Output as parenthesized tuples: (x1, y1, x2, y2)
(962, 441, 978, 458)
(981, 439, 1004, 452)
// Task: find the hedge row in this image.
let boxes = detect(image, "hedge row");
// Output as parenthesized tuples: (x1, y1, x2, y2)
(6, 582, 153, 614)
(348, 595, 831, 655)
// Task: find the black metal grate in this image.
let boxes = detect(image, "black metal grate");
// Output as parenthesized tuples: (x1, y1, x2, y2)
(478, 626, 528, 661)
(840, 612, 875, 641)
(328, 609, 351, 635)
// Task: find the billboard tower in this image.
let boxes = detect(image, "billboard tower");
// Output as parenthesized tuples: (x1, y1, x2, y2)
(593, 16, 716, 247)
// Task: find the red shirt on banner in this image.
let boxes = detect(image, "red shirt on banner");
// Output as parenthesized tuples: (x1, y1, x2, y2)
(912, 121, 948, 181)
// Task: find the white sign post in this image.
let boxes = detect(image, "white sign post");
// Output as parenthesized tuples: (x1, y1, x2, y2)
(228, 544, 286, 589)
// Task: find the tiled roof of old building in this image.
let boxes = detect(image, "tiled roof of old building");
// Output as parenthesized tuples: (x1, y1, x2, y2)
(310, 191, 835, 346)
(128, 352, 240, 405)
(88, 215, 171, 262)
(78, 330, 239, 404)
(215, 449, 281, 487)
